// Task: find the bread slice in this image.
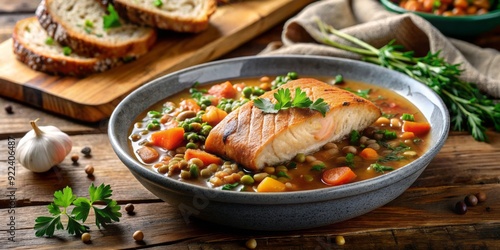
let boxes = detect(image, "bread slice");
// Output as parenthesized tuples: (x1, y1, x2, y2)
(12, 17, 124, 77)
(111, 0, 217, 33)
(205, 78, 382, 171)
(36, 0, 157, 58)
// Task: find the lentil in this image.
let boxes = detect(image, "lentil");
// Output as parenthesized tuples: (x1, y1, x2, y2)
(245, 238, 257, 249)
(71, 154, 79, 163)
(85, 165, 94, 176)
(133, 230, 144, 241)
(335, 235, 345, 246)
(81, 232, 91, 243)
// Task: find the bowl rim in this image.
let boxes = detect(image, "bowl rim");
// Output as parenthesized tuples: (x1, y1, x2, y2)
(380, 0, 500, 20)
(108, 55, 450, 205)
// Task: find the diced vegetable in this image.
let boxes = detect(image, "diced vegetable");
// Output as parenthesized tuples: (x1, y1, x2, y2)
(257, 177, 286, 192)
(202, 106, 228, 126)
(208, 81, 237, 99)
(179, 99, 201, 113)
(136, 146, 160, 163)
(322, 167, 357, 186)
(400, 131, 415, 140)
(184, 149, 222, 167)
(150, 127, 185, 150)
(403, 121, 431, 136)
(359, 148, 379, 160)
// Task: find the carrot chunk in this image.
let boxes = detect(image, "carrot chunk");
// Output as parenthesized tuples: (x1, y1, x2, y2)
(359, 148, 379, 160)
(403, 121, 431, 136)
(208, 81, 237, 99)
(257, 177, 286, 192)
(322, 167, 357, 186)
(202, 106, 228, 126)
(150, 127, 185, 150)
(179, 99, 201, 113)
(184, 149, 223, 167)
(137, 146, 159, 164)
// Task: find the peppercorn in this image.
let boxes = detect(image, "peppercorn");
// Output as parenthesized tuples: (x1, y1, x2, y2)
(81, 146, 92, 157)
(125, 203, 135, 214)
(81, 232, 91, 243)
(476, 191, 487, 203)
(85, 165, 94, 176)
(454, 201, 467, 215)
(5, 105, 13, 114)
(133, 230, 144, 241)
(464, 194, 478, 207)
(71, 154, 79, 163)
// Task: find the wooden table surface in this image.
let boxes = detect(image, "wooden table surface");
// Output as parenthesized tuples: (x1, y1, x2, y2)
(1, 1, 500, 249)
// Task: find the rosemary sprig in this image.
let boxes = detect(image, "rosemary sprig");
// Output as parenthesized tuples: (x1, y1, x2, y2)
(316, 20, 500, 142)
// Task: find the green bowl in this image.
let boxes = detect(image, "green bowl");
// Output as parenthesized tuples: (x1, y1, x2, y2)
(380, 0, 500, 37)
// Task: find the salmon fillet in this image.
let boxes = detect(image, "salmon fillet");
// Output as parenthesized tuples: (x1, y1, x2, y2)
(204, 78, 382, 171)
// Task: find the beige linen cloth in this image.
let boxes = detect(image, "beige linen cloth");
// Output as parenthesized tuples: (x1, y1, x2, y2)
(261, 0, 500, 98)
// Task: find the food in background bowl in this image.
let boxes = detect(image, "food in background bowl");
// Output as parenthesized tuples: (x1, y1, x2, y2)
(109, 56, 449, 230)
(397, 0, 494, 16)
(129, 74, 432, 192)
(380, 0, 500, 37)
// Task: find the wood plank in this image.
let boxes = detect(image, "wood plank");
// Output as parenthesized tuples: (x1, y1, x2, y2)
(1, 200, 498, 249)
(0, 0, 315, 122)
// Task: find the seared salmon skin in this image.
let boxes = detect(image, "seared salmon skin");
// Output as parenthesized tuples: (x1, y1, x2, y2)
(204, 78, 382, 171)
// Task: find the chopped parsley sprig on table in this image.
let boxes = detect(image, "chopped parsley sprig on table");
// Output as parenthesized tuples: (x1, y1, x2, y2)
(316, 19, 500, 142)
(34, 183, 121, 237)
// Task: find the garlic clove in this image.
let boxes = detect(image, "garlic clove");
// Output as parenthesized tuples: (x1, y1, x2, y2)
(16, 119, 72, 173)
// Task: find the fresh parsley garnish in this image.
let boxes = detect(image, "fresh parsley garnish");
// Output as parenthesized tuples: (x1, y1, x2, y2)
(310, 164, 326, 171)
(345, 152, 355, 167)
(334, 74, 344, 84)
(45, 37, 54, 45)
(370, 163, 394, 173)
(34, 183, 121, 237)
(222, 182, 240, 190)
(401, 113, 415, 121)
(349, 130, 361, 145)
(103, 4, 121, 30)
(153, 0, 163, 7)
(254, 88, 330, 117)
(62, 46, 72, 56)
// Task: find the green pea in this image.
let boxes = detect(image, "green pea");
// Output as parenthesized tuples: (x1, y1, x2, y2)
(288, 72, 298, 79)
(303, 175, 314, 182)
(240, 175, 255, 185)
(186, 142, 198, 149)
(242, 87, 253, 97)
(148, 110, 162, 118)
(187, 133, 199, 141)
(189, 164, 199, 178)
(294, 153, 306, 163)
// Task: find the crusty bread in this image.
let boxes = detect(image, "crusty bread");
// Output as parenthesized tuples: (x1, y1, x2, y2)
(36, 0, 157, 58)
(12, 17, 124, 77)
(205, 78, 382, 171)
(111, 0, 217, 33)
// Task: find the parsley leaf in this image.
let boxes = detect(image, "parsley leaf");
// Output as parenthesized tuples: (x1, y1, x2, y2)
(254, 87, 330, 116)
(370, 163, 394, 173)
(34, 183, 121, 237)
(103, 4, 121, 30)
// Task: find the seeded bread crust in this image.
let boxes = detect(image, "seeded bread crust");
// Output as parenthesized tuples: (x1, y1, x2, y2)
(12, 17, 124, 77)
(112, 0, 217, 33)
(36, 0, 157, 58)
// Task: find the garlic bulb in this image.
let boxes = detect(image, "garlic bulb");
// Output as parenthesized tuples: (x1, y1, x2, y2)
(16, 119, 72, 173)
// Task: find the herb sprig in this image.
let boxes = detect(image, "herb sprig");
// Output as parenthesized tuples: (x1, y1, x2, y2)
(254, 88, 330, 116)
(316, 20, 500, 142)
(34, 183, 121, 237)
(103, 4, 121, 30)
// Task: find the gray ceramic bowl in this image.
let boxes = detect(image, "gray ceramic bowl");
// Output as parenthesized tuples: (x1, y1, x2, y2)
(108, 55, 449, 231)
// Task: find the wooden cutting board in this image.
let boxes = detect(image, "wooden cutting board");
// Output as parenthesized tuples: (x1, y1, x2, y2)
(0, 0, 314, 122)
